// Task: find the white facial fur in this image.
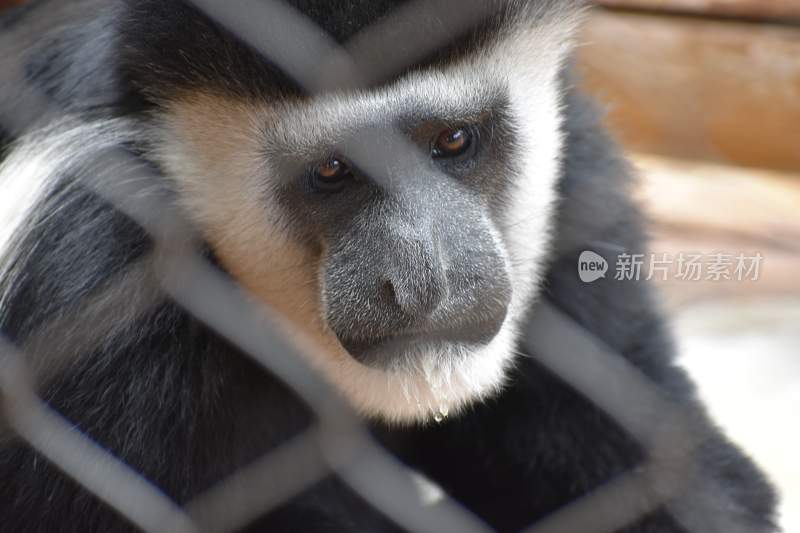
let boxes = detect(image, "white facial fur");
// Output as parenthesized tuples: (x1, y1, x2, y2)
(154, 18, 579, 425)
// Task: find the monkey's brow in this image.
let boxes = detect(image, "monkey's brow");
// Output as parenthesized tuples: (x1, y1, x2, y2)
(402, 95, 508, 126)
(266, 86, 508, 153)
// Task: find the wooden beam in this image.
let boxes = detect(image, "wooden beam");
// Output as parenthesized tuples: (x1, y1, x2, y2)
(634, 155, 800, 246)
(598, 0, 800, 19)
(578, 10, 800, 172)
(0, 0, 26, 9)
(633, 154, 800, 307)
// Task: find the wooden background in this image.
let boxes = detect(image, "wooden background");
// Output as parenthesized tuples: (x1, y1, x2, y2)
(601, 0, 800, 19)
(579, 5, 800, 173)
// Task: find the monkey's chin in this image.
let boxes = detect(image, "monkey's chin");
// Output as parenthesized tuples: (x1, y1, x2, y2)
(321, 323, 519, 426)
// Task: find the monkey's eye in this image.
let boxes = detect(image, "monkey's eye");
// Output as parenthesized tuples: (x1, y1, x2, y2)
(432, 126, 474, 159)
(312, 157, 352, 192)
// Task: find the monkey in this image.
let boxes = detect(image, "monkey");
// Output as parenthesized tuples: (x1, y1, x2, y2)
(0, 1, 778, 532)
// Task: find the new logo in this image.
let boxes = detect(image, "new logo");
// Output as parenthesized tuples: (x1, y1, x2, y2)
(578, 251, 608, 283)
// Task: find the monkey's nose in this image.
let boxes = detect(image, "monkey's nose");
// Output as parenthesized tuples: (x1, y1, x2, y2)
(323, 214, 510, 367)
(382, 246, 447, 321)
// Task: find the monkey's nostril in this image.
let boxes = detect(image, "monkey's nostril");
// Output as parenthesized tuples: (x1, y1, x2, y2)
(382, 279, 397, 305)
(384, 271, 445, 320)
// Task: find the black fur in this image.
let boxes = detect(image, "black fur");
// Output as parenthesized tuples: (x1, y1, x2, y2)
(0, 126, 12, 162)
(0, 1, 777, 532)
(117, 0, 536, 101)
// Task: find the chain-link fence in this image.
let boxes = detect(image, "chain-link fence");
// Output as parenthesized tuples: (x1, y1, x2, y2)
(0, 1, 775, 532)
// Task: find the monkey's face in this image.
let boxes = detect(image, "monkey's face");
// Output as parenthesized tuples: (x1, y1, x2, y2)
(154, 17, 577, 424)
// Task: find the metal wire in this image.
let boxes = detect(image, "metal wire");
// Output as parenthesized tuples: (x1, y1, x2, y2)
(0, 1, 739, 532)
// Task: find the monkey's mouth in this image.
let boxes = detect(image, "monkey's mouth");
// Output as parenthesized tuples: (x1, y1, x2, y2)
(339, 318, 505, 368)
